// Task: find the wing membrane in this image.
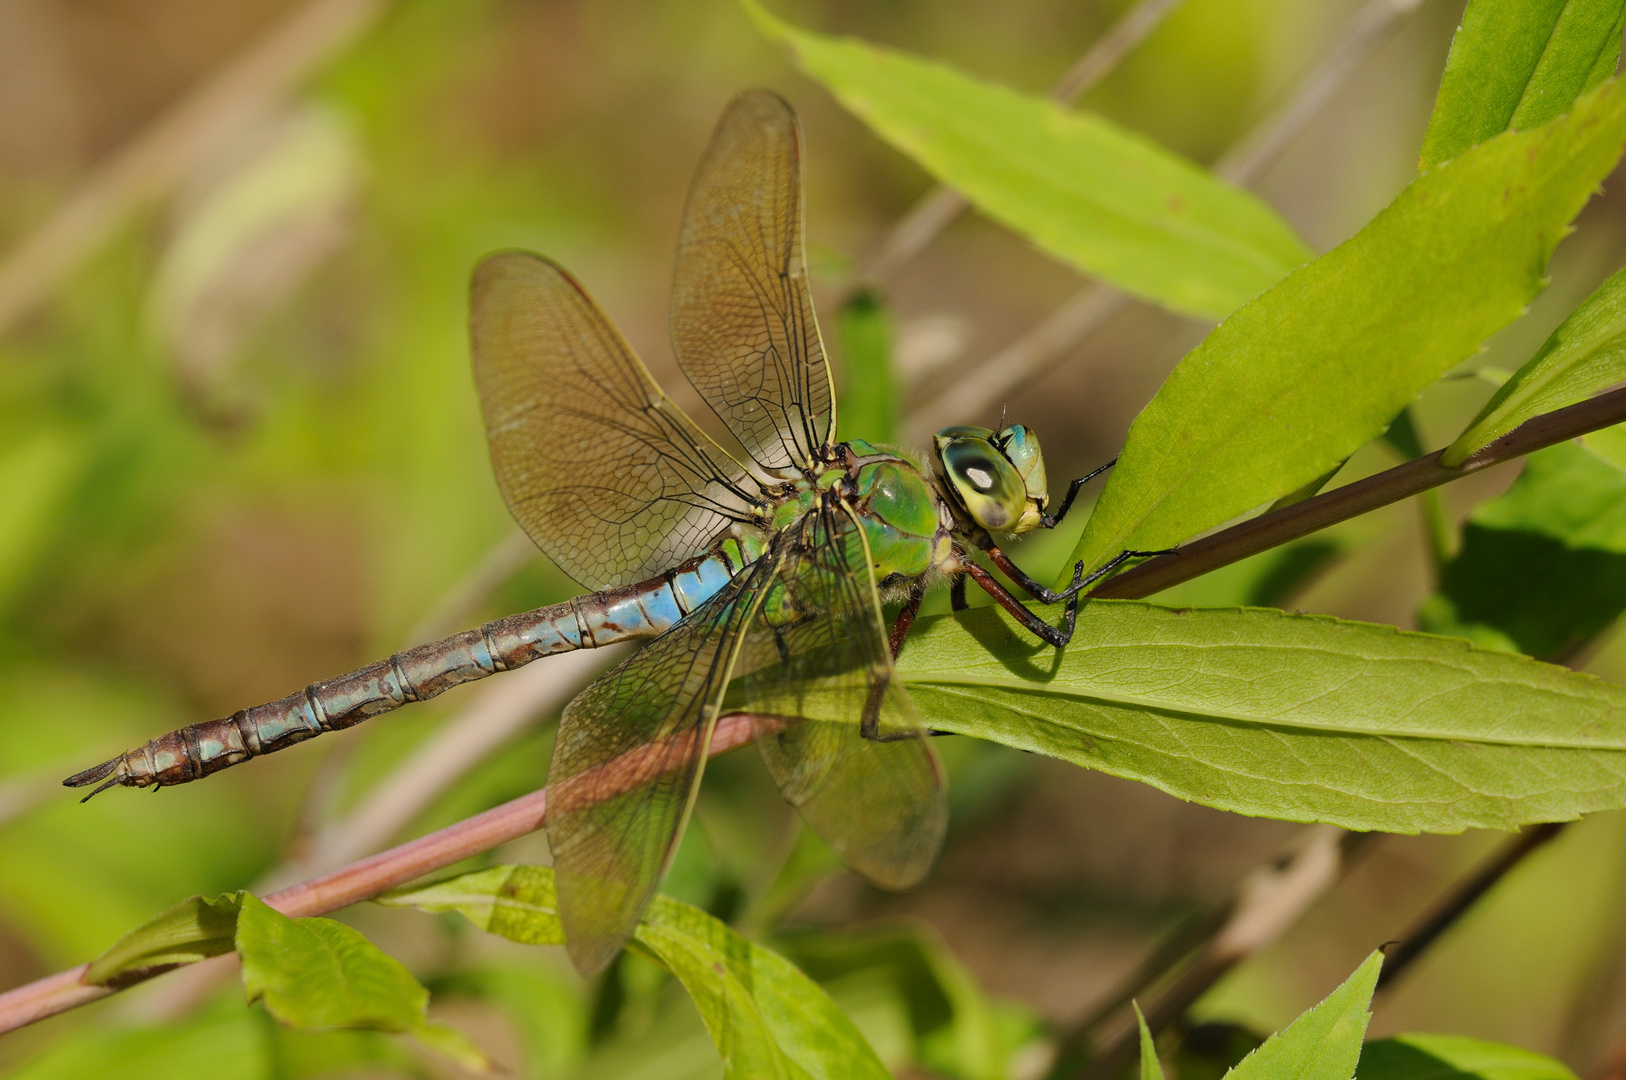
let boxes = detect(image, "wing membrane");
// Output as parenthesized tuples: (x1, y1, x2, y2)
(547, 553, 775, 975)
(671, 91, 835, 473)
(471, 251, 758, 590)
(731, 502, 947, 890)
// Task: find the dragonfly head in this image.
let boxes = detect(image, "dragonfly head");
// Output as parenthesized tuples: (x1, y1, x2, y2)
(932, 424, 1048, 536)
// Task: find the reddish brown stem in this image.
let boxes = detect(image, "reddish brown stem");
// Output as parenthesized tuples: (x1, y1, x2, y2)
(1093, 385, 1626, 601)
(0, 713, 775, 1035)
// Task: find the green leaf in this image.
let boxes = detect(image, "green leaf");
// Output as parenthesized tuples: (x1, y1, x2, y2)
(1228, 951, 1380, 1080)
(836, 291, 898, 445)
(815, 602, 1626, 834)
(1359, 1033, 1579, 1080)
(234, 893, 485, 1069)
(740, 0, 1312, 319)
(1064, 79, 1626, 586)
(383, 864, 892, 1080)
(1420, 0, 1626, 171)
(1136, 1003, 1164, 1080)
(1444, 264, 1626, 464)
(1422, 432, 1626, 658)
(84, 892, 242, 985)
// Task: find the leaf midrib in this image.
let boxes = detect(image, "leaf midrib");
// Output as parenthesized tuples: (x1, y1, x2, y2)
(903, 672, 1625, 749)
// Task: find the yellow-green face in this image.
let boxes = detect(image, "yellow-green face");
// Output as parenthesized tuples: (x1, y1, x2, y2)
(932, 424, 1049, 535)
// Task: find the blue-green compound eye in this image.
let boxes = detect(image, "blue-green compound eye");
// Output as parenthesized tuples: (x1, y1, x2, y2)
(994, 425, 1048, 510)
(934, 425, 1033, 533)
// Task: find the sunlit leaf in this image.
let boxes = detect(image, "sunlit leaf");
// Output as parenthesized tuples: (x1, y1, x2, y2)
(1136, 1003, 1164, 1080)
(1420, 0, 1625, 170)
(85, 892, 242, 985)
(1227, 951, 1379, 1080)
(235, 893, 486, 1069)
(1360, 1033, 1579, 1080)
(1065, 80, 1626, 585)
(1445, 265, 1626, 464)
(740, 0, 1312, 318)
(776, 602, 1626, 834)
(383, 864, 892, 1080)
(1422, 432, 1626, 659)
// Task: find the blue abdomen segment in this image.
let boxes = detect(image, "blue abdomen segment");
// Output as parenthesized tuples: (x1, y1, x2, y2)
(65, 539, 759, 796)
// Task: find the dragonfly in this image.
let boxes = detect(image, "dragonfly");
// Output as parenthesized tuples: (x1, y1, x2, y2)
(66, 91, 1164, 974)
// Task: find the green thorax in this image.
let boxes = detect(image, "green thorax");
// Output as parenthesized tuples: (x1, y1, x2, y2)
(764, 441, 951, 593)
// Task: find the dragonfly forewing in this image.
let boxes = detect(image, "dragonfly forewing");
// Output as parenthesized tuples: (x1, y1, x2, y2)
(671, 90, 835, 474)
(471, 251, 761, 592)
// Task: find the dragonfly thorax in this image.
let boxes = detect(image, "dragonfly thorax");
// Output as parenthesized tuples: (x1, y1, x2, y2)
(931, 424, 1049, 536)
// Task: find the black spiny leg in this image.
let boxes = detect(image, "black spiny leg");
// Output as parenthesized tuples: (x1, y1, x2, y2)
(950, 572, 968, 612)
(980, 542, 1179, 605)
(962, 560, 1087, 648)
(1039, 457, 1118, 530)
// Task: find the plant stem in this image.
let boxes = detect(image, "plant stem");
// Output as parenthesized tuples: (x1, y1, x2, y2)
(1375, 822, 1567, 992)
(1093, 384, 1626, 600)
(0, 713, 769, 1035)
(1052, 828, 1378, 1080)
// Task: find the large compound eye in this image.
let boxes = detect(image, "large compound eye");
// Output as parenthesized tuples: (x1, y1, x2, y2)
(996, 424, 1048, 508)
(936, 434, 1026, 532)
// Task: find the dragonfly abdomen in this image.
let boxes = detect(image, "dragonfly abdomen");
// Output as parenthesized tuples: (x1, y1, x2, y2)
(65, 540, 757, 799)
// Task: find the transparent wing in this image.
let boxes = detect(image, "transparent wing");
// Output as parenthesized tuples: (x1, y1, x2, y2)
(546, 553, 776, 975)
(471, 251, 759, 591)
(671, 90, 835, 474)
(730, 502, 947, 890)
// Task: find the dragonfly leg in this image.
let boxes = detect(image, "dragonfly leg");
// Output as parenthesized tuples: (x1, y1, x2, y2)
(888, 583, 927, 660)
(949, 572, 968, 612)
(1039, 457, 1118, 530)
(860, 668, 923, 742)
(857, 584, 933, 744)
(962, 560, 1084, 648)
(1075, 546, 1182, 592)
(980, 542, 1180, 606)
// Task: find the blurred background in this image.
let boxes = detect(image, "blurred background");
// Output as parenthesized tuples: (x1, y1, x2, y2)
(2, 0, 1626, 1077)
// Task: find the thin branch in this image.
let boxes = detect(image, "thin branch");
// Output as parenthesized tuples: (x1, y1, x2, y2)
(1209, 0, 1426, 184)
(120, 645, 626, 1021)
(1052, 787, 1571, 1079)
(847, 0, 1190, 296)
(1093, 384, 1626, 601)
(0, 0, 387, 337)
(0, 712, 776, 1035)
(903, 0, 1427, 439)
(1376, 822, 1567, 992)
